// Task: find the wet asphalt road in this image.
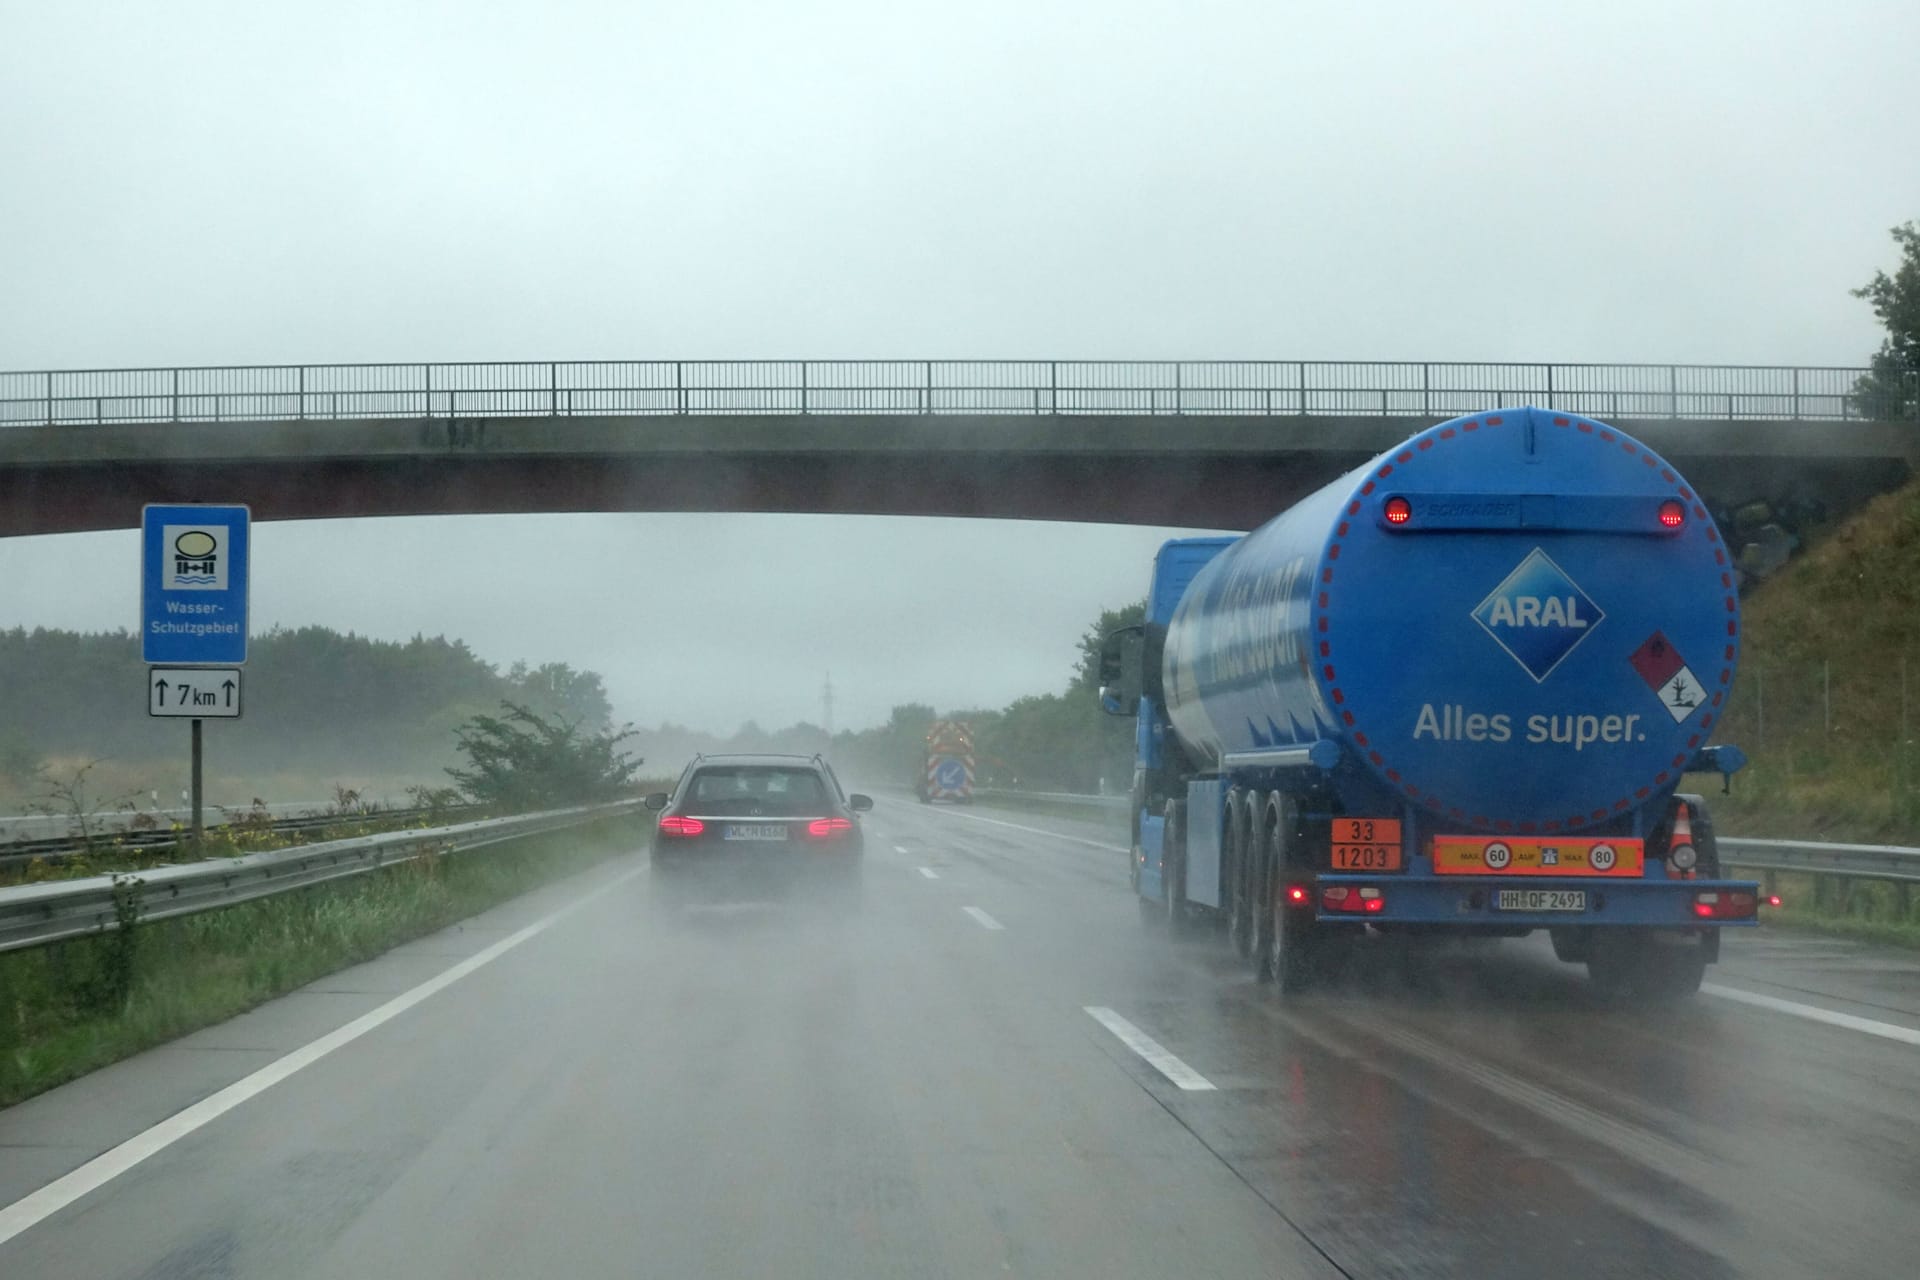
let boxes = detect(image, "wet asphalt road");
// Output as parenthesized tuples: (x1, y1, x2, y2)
(2, 796, 1918, 1279)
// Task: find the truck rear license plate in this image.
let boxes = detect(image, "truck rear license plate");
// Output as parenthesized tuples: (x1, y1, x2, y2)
(1496, 889, 1586, 912)
(724, 825, 788, 841)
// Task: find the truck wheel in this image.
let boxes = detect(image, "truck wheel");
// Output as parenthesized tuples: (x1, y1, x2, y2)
(1162, 798, 1194, 935)
(1265, 793, 1322, 994)
(1225, 789, 1256, 959)
(1586, 931, 1707, 1001)
(1250, 792, 1279, 980)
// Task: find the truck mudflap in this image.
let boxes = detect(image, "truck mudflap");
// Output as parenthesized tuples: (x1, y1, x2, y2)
(1308, 874, 1762, 928)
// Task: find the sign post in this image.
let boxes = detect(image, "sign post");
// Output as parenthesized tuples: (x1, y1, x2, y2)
(142, 505, 250, 846)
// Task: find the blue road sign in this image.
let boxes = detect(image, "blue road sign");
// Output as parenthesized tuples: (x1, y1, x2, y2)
(142, 504, 250, 665)
(935, 758, 967, 791)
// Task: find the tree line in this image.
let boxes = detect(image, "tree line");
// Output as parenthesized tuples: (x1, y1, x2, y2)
(0, 625, 613, 792)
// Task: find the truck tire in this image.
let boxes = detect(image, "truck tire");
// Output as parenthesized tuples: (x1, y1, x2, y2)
(1249, 792, 1279, 980)
(1264, 793, 1322, 993)
(1586, 930, 1708, 1001)
(1225, 789, 1257, 959)
(1162, 798, 1194, 935)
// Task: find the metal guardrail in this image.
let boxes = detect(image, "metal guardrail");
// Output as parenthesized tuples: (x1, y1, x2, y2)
(0, 804, 484, 872)
(972, 792, 1920, 884)
(1, 361, 1912, 425)
(1719, 837, 1920, 884)
(0, 801, 636, 954)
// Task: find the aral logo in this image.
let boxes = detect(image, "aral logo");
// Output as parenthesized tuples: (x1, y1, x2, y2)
(1472, 548, 1604, 682)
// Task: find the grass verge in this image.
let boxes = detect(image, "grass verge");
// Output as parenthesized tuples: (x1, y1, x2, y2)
(0, 816, 637, 1109)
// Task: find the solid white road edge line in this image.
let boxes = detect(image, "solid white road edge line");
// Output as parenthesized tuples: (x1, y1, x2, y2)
(1084, 1006, 1218, 1092)
(0, 865, 646, 1248)
(918, 867, 940, 880)
(920, 804, 1126, 853)
(962, 906, 1004, 930)
(1703, 983, 1920, 1048)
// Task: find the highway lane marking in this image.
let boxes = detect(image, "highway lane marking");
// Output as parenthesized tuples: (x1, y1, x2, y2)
(962, 905, 1004, 930)
(919, 804, 1127, 853)
(1704, 983, 1920, 1048)
(1084, 1007, 1217, 1091)
(0, 865, 645, 1248)
(894, 845, 911, 853)
(918, 867, 940, 879)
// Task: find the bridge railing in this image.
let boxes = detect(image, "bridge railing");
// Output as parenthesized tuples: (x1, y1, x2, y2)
(1, 360, 1912, 425)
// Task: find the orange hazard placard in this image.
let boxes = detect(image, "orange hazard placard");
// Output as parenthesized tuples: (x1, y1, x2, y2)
(1331, 818, 1402, 871)
(1431, 836, 1644, 877)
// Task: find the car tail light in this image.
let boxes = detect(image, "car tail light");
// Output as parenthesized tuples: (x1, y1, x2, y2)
(807, 817, 853, 838)
(1658, 499, 1686, 529)
(1692, 890, 1757, 920)
(1384, 496, 1412, 525)
(657, 815, 705, 837)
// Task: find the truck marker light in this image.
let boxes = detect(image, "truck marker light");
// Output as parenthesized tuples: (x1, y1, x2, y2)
(1659, 499, 1686, 528)
(1384, 497, 1412, 525)
(1286, 884, 1310, 906)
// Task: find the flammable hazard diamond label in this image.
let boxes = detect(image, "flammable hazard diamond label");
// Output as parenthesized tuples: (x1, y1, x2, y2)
(1628, 631, 1704, 724)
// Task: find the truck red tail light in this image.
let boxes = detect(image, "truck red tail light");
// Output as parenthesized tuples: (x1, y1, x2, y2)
(1285, 884, 1311, 908)
(1692, 890, 1756, 920)
(1320, 885, 1385, 914)
(807, 817, 854, 838)
(657, 816, 705, 837)
(1384, 496, 1412, 525)
(1659, 499, 1686, 529)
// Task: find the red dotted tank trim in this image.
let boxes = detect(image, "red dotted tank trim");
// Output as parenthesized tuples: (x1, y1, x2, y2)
(1315, 413, 1737, 833)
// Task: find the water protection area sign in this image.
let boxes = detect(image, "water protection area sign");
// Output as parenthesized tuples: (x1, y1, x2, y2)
(142, 505, 250, 665)
(150, 668, 242, 718)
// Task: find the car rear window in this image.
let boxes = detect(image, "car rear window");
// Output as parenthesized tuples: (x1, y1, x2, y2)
(686, 767, 832, 815)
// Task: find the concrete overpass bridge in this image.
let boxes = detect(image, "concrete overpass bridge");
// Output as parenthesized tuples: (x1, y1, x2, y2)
(1, 360, 1913, 539)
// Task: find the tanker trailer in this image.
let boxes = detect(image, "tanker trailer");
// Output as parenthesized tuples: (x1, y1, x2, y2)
(1099, 406, 1756, 998)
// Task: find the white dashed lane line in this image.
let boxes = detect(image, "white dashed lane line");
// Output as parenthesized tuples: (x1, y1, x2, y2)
(918, 867, 940, 880)
(1703, 984, 1920, 1047)
(1084, 1006, 1218, 1092)
(921, 805, 1126, 853)
(962, 906, 1004, 931)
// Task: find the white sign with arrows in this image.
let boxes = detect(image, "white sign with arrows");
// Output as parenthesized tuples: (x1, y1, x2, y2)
(149, 667, 242, 718)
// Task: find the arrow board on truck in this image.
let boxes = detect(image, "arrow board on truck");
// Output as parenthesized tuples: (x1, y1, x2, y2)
(150, 667, 242, 718)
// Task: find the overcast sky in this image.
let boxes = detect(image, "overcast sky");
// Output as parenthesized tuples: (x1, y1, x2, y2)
(2, 0, 1916, 731)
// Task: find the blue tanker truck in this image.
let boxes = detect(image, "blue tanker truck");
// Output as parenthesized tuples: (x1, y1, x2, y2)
(1099, 406, 1759, 998)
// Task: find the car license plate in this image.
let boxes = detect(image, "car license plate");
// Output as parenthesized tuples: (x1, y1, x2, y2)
(724, 824, 788, 841)
(1496, 889, 1587, 912)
